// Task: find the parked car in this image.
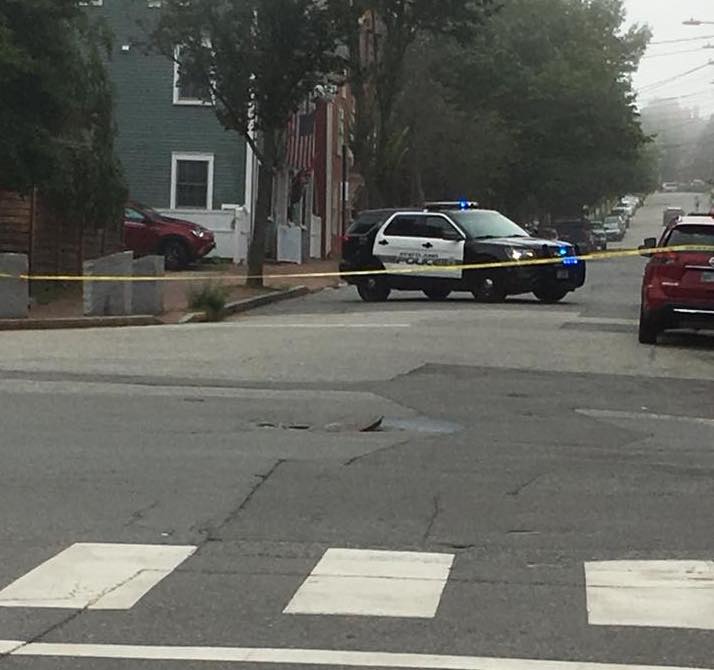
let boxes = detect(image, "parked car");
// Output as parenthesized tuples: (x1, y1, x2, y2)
(545, 217, 596, 254)
(610, 205, 633, 227)
(603, 215, 625, 242)
(341, 203, 586, 304)
(638, 216, 714, 343)
(124, 202, 215, 270)
(620, 195, 641, 211)
(590, 220, 608, 251)
(662, 182, 679, 193)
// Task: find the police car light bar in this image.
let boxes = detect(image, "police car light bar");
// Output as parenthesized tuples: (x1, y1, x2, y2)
(424, 200, 480, 211)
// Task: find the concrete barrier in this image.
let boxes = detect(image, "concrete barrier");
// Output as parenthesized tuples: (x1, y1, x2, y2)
(131, 255, 165, 316)
(0, 253, 29, 319)
(83, 251, 133, 317)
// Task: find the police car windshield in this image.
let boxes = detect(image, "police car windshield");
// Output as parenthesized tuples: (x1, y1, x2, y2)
(446, 210, 529, 240)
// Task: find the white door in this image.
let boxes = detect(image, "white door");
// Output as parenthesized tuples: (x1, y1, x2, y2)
(373, 214, 465, 279)
(310, 214, 322, 259)
(373, 214, 425, 276)
(421, 214, 466, 279)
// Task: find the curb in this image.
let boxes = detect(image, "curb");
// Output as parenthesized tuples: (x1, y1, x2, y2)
(0, 315, 163, 332)
(0, 286, 315, 330)
(180, 285, 313, 324)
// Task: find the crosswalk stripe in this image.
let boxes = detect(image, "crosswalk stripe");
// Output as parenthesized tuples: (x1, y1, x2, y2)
(0, 543, 195, 610)
(2, 642, 711, 669)
(586, 561, 714, 630)
(284, 548, 455, 618)
(0, 640, 23, 654)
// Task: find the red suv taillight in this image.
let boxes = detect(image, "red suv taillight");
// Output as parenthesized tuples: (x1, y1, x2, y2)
(650, 252, 678, 266)
(649, 252, 686, 287)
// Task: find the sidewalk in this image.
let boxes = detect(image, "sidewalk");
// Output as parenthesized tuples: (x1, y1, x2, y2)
(25, 259, 340, 324)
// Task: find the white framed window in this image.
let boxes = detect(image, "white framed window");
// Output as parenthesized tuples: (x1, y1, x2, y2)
(79, 0, 103, 5)
(173, 46, 211, 106)
(171, 153, 215, 210)
(148, 1, 162, 6)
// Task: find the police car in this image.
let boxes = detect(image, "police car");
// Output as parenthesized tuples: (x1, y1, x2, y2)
(340, 202, 586, 303)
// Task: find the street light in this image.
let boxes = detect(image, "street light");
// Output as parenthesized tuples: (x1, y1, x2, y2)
(683, 18, 714, 26)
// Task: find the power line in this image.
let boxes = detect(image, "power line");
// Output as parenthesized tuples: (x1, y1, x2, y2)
(642, 46, 714, 59)
(644, 90, 714, 102)
(650, 34, 714, 45)
(639, 62, 714, 93)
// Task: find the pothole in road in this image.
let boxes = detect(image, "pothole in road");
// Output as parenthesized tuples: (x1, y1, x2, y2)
(252, 415, 461, 435)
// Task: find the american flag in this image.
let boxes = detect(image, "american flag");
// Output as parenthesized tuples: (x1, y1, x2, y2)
(286, 107, 316, 172)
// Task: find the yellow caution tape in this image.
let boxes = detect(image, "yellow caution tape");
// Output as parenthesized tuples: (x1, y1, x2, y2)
(1, 245, 714, 283)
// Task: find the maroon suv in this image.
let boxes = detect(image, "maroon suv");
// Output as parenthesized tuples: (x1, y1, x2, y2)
(124, 202, 215, 270)
(639, 215, 714, 343)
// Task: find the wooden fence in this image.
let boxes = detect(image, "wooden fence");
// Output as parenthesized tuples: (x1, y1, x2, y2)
(0, 190, 123, 276)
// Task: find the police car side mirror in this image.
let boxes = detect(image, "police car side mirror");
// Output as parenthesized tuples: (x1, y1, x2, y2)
(442, 229, 463, 242)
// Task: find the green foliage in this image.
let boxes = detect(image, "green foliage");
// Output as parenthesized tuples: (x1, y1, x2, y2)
(391, 0, 651, 217)
(327, 0, 495, 208)
(188, 282, 230, 322)
(153, 0, 341, 149)
(153, 0, 343, 286)
(0, 0, 125, 229)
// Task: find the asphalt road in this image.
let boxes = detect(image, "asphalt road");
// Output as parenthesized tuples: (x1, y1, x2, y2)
(0, 192, 713, 670)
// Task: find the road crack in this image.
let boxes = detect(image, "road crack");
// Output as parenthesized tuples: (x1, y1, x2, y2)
(124, 500, 159, 527)
(198, 459, 285, 546)
(507, 472, 547, 497)
(423, 494, 442, 543)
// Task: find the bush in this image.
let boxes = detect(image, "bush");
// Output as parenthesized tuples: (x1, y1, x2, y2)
(188, 282, 230, 322)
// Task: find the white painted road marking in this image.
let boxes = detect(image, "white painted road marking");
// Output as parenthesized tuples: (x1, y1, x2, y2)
(585, 561, 714, 630)
(0, 543, 195, 610)
(284, 548, 454, 618)
(227, 323, 412, 329)
(1, 642, 711, 670)
(576, 409, 714, 427)
(0, 640, 22, 654)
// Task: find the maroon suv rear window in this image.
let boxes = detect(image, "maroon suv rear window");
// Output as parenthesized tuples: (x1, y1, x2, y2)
(666, 225, 714, 248)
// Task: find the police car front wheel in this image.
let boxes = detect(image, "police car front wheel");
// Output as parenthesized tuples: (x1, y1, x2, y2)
(357, 277, 391, 302)
(472, 272, 507, 303)
(533, 284, 569, 304)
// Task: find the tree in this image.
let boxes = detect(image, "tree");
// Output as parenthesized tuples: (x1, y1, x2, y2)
(0, 0, 125, 230)
(391, 34, 515, 209)
(328, 0, 495, 208)
(441, 0, 651, 216)
(153, 0, 342, 287)
(385, 0, 651, 219)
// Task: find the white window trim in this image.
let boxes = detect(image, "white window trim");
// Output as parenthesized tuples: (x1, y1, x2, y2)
(171, 152, 215, 210)
(173, 46, 213, 107)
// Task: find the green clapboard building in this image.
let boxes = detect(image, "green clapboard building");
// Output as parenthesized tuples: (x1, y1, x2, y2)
(83, 0, 248, 212)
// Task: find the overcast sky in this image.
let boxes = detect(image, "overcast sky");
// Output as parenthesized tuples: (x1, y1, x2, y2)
(625, 0, 714, 113)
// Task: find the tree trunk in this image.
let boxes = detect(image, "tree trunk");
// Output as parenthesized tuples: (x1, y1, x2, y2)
(247, 131, 277, 289)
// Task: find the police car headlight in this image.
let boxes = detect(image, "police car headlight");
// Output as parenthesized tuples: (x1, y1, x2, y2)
(508, 248, 536, 261)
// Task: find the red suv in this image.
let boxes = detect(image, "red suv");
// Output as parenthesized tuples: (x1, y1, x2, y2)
(124, 202, 215, 270)
(639, 216, 714, 344)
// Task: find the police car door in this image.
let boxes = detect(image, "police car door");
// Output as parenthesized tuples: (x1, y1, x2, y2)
(374, 213, 465, 279)
(373, 213, 427, 277)
(421, 214, 466, 279)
